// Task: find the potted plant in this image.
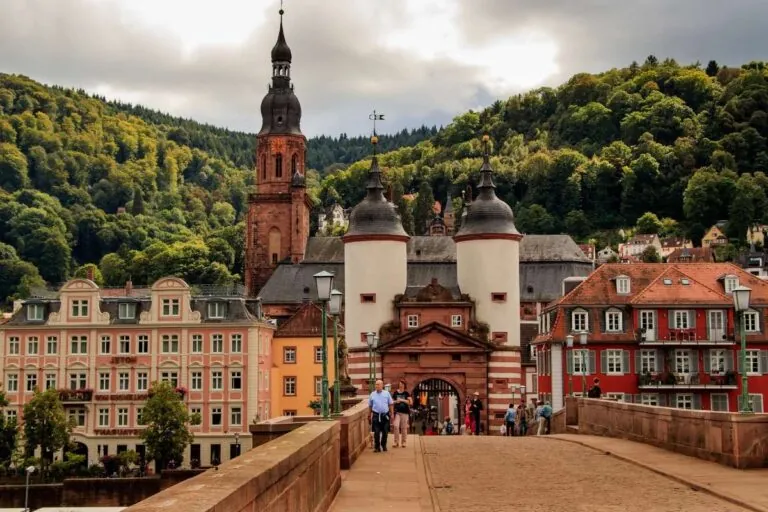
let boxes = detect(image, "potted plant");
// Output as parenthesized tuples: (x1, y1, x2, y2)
(308, 400, 321, 415)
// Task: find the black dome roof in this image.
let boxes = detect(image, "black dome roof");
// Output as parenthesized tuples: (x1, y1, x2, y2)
(345, 154, 409, 239)
(271, 16, 292, 63)
(259, 87, 302, 136)
(454, 139, 520, 239)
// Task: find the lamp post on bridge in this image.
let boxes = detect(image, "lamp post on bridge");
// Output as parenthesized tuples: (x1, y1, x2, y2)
(733, 285, 753, 414)
(329, 289, 343, 416)
(313, 271, 335, 420)
(365, 332, 377, 392)
(565, 334, 574, 397)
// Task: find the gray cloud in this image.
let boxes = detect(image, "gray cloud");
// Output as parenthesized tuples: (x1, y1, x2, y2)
(1, 0, 767, 137)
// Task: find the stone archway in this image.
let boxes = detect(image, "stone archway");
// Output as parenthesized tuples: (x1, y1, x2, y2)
(71, 442, 88, 467)
(412, 378, 463, 435)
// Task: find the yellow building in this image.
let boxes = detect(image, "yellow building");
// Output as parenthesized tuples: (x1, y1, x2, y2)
(271, 302, 340, 416)
(702, 222, 728, 248)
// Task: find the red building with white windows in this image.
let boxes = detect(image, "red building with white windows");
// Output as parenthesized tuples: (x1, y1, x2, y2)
(533, 263, 768, 413)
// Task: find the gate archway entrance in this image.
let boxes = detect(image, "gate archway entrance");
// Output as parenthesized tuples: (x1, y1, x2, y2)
(412, 378, 462, 435)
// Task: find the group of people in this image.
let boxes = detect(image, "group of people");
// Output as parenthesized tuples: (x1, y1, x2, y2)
(367, 378, 605, 451)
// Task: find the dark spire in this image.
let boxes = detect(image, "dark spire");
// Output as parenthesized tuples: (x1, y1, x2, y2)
(271, 7, 292, 64)
(444, 191, 454, 213)
(365, 136, 385, 193)
(477, 135, 496, 191)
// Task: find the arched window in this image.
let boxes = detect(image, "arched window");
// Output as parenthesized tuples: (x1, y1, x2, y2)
(268, 228, 281, 266)
(275, 154, 283, 178)
(291, 154, 298, 175)
(261, 154, 266, 181)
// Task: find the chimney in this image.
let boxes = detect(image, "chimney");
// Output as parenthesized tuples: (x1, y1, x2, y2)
(125, 280, 133, 296)
(562, 277, 587, 297)
(86, 266, 95, 282)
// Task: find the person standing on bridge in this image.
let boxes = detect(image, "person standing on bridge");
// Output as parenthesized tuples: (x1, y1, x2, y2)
(588, 378, 602, 398)
(470, 392, 483, 435)
(392, 380, 412, 448)
(369, 379, 394, 452)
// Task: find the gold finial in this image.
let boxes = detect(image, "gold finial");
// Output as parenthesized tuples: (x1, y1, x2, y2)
(371, 135, 379, 145)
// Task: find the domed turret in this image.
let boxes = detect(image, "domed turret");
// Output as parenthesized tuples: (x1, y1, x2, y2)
(345, 136, 409, 239)
(454, 135, 520, 240)
(271, 11, 292, 63)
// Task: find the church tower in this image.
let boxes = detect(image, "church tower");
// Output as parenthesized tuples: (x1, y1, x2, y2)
(245, 7, 311, 296)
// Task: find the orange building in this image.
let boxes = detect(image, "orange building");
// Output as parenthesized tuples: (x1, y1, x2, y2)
(271, 302, 341, 416)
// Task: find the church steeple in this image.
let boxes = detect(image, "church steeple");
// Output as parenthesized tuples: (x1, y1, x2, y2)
(271, 7, 292, 83)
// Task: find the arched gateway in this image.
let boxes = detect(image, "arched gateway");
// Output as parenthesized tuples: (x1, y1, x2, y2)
(412, 378, 462, 435)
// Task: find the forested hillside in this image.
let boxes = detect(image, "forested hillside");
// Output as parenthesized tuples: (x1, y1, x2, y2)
(320, 57, 768, 252)
(0, 73, 431, 305)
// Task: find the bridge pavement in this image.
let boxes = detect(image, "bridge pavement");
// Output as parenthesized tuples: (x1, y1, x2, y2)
(330, 434, 767, 512)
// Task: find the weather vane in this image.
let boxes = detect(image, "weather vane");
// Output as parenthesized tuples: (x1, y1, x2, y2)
(369, 110, 385, 137)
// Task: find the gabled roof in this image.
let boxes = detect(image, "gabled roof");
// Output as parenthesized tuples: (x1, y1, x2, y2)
(666, 247, 715, 263)
(274, 301, 344, 338)
(629, 267, 729, 306)
(628, 234, 659, 244)
(377, 322, 492, 353)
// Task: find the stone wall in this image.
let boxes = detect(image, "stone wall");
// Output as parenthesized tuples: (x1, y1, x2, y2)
(576, 398, 768, 468)
(338, 401, 369, 469)
(125, 420, 342, 512)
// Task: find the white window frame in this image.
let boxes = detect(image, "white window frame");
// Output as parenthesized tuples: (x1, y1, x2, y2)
(231, 334, 242, 353)
(606, 349, 624, 374)
(98, 408, 110, 427)
(606, 310, 623, 332)
(231, 370, 242, 390)
(284, 346, 296, 363)
(314, 346, 323, 364)
(137, 372, 148, 391)
(211, 370, 223, 391)
(743, 310, 760, 333)
(137, 335, 149, 354)
(745, 350, 761, 375)
(6, 374, 18, 392)
(231, 406, 242, 426)
(314, 376, 322, 396)
(161, 334, 179, 354)
(725, 276, 739, 294)
(6, 410, 17, 422)
(117, 407, 129, 427)
(161, 298, 180, 317)
(160, 371, 178, 387)
(191, 334, 203, 353)
(573, 350, 588, 375)
(711, 393, 729, 412)
(27, 304, 44, 321)
(69, 372, 86, 390)
(70, 336, 87, 354)
(136, 407, 145, 425)
(675, 393, 693, 410)
(118, 302, 136, 320)
(100, 335, 111, 354)
(45, 373, 56, 390)
(639, 349, 657, 374)
(407, 315, 419, 329)
(709, 349, 726, 374)
(118, 372, 130, 391)
(68, 408, 86, 427)
(749, 393, 764, 414)
(99, 372, 110, 392)
(46, 336, 58, 355)
(212, 334, 224, 353)
(71, 299, 89, 318)
(673, 310, 690, 329)
(26, 373, 37, 392)
(208, 302, 226, 319)
(27, 336, 38, 355)
(571, 309, 588, 332)
(191, 371, 202, 391)
(451, 314, 463, 327)
(616, 277, 630, 294)
(284, 377, 296, 396)
(8, 336, 19, 355)
(675, 349, 692, 374)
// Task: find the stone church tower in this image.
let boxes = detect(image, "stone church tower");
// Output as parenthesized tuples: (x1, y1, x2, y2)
(245, 8, 312, 296)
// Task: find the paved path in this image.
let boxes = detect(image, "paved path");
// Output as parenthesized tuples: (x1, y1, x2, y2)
(551, 434, 768, 512)
(329, 439, 434, 512)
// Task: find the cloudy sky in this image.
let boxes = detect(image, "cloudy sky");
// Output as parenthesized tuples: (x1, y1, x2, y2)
(2, 0, 767, 137)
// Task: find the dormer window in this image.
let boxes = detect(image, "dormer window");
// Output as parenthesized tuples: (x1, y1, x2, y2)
(118, 303, 136, 320)
(208, 302, 227, 319)
(571, 309, 588, 332)
(616, 276, 630, 294)
(724, 275, 739, 294)
(161, 298, 180, 317)
(605, 309, 623, 332)
(27, 304, 44, 321)
(71, 300, 89, 318)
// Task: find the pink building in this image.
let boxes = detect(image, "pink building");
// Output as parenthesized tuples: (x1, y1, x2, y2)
(0, 277, 274, 467)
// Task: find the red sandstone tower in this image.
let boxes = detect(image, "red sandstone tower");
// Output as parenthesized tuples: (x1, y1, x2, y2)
(245, 8, 311, 296)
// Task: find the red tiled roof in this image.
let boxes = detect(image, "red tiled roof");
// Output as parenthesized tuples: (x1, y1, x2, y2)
(666, 247, 715, 263)
(629, 267, 729, 305)
(660, 237, 687, 248)
(578, 243, 595, 259)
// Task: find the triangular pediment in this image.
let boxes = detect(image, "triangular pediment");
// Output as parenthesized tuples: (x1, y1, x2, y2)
(275, 301, 345, 338)
(378, 322, 491, 353)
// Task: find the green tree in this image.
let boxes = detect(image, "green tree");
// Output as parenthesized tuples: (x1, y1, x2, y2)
(140, 381, 194, 472)
(73, 263, 104, 285)
(131, 187, 145, 215)
(728, 173, 768, 243)
(635, 212, 663, 234)
(640, 245, 661, 263)
(23, 388, 72, 475)
(391, 182, 414, 235)
(412, 181, 435, 236)
(564, 210, 591, 239)
(516, 204, 555, 234)
(0, 389, 18, 469)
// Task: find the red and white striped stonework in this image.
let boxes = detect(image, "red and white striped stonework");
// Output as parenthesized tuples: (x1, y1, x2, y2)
(348, 347, 381, 395)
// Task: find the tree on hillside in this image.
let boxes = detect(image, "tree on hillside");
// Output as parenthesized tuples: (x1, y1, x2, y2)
(516, 204, 556, 234)
(412, 181, 435, 236)
(140, 381, 195, 472)
(635, 212, 663, 234)
(0, 389, 18, 469)
(640, 245, 661, 263)
(131, 187, 145, 215)
(73, 263, 104, 286)
(23, 388, 72, 475)
(392, 182, 415, 235)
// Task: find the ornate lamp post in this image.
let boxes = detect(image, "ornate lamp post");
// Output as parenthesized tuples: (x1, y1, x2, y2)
(313, 271, 335, 419)
(565, 335, 574, 397)
(329, 289, 343, 415)
(733, 285, 753, 414)
(24, 465, 35, 512)
(520, 385, 527, 404)
(366, 332, 376, 392)
(234, 432, 240, 457)
(579, 331, 588, 395)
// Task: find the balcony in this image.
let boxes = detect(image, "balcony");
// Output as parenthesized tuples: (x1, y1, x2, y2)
(637, 371, 737, 390)
(58, 388, 93, 402)
(638, 328, 735, 346)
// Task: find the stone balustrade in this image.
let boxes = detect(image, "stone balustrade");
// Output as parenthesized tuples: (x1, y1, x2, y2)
(568, 397, 768, 469)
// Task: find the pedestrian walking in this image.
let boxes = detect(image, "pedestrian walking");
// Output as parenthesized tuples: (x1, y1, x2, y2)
(368, 379, 394, 452)
(587, 378, 602, 398)
(516, 401, 528, 436)
(535, 400, 546, 436)
(464, 397, 472, 434)
(542, 401, 553, 434)
(392, 380, 412, 448)
(470, 392, 483, 435)
(503, 403, 516, 437)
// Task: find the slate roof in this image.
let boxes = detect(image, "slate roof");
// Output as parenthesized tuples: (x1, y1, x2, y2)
(302, 235, 591, 264)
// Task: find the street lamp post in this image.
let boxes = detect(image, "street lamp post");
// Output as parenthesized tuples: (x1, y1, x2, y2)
(234, 432, 240, 457)
(313, 271, 335, 420)
(329, 289, 343, 416)
(733, 285, 753, 414)
(373, 335, 379, 382)
(579, 331, 588, 395)
(520, 385, 527, 404)
(565, 335, 574, 397)
(24, 465, 35, 512)
(366, 332, 376, 392)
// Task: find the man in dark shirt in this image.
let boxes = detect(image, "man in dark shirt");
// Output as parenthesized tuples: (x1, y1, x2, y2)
(470, 392, 483, 435)
(391, 380, 412, 448)
(587, 378, 602, 398)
